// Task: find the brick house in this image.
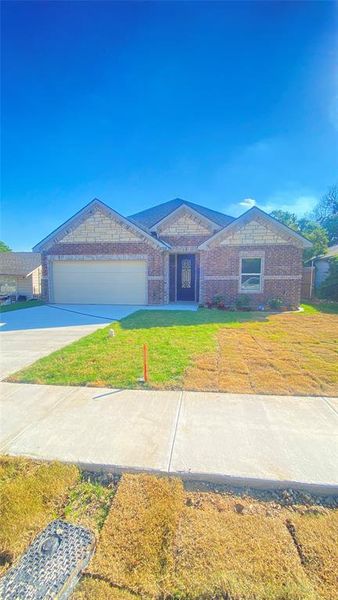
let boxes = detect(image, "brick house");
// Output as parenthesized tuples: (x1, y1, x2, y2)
(33, 198, 311, 307)
(0, 252, 41, 300)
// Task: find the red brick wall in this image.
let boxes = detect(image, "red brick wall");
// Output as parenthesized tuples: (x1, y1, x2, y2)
(42, 239, 304, 308)
(42, 241, 166, 304)
(200, 244, 303, 307)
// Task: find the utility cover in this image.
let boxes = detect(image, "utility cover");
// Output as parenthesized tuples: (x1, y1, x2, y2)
(0, 520, 95, 600)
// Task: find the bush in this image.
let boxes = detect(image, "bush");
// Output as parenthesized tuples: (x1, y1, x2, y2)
(212, 293, 225, 308)
(268, 297, 284, 310)
(235, 295, 251, 310)
(317, 256, 338, 300)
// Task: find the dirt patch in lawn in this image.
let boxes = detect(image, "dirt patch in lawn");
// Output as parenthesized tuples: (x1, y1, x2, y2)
(184, 312, 338, 396)
(63, 477, 115, 533)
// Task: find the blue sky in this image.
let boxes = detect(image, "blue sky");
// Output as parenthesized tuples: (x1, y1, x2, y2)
(1, 1, 337, 250)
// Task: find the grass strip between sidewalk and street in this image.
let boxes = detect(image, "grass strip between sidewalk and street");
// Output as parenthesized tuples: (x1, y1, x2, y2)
(0, 456, 79, 575)
(1, 458, 337, 600)
(0, 456, 115, 576)
(77, 474, 338, 600)
(84, 474, 184, 598)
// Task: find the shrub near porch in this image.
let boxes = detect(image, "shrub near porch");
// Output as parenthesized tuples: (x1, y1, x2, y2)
(8, 303, 338, 396)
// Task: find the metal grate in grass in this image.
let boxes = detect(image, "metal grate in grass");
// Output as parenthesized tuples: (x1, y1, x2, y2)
(0, 520, 94, 600)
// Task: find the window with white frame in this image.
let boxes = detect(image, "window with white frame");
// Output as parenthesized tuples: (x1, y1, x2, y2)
(240, 258, 262, 292)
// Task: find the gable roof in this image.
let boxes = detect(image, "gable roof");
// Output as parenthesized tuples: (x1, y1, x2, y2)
(129, 198, 234, 229)
(199, 206, 313, 249)
(0, 252, 41, 276)
(33, 199, 170, 252)
(314, 244, 338, 261)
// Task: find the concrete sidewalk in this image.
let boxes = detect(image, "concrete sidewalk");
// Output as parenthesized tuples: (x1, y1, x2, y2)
(1, 382, 337, 493)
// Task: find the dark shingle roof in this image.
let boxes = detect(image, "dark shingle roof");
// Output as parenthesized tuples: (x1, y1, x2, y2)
(129, 198, 234, 229)
(0, 252, 41, 276)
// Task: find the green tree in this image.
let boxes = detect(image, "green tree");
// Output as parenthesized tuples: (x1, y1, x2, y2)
(321, 214, 338, 245)
(270, 211, 328, 261)
(270, 210, 299, 231)
(317, 256, 338, 300)
(0, 241, 11, 252)
(313, 185, 338, 244)
(298, 219, 329, 262)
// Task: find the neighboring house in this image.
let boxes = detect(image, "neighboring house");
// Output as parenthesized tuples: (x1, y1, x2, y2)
(0, 252, 41, 299)
(33, 198, 311, 307)
(314, 245, 338, 289)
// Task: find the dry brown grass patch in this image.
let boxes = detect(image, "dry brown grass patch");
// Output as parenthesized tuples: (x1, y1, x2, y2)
(170, 509, 316, 600)
(81, 474, 337, 600)
(0, 457, 79, 575)
(72, 577, 141, 600)
(291, 511, 338, 600)
(184, 312, 338, 396)
(87, 474, 184, 597)
(218, 372, 253, 393)
(167, 491, 319, 600)
(0, 455, 41, 482)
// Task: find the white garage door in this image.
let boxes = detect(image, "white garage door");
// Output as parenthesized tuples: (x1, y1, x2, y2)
(52, 260, 147, 304)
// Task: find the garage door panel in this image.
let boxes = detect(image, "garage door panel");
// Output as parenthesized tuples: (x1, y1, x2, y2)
(54, 262, 146, 274)
(52, 260, 147, 304)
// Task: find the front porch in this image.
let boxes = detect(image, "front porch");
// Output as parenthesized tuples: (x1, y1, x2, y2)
(169, 253, 200, 303)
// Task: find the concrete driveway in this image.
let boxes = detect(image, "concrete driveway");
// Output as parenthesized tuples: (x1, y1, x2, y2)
(0, 303, 198, 380)
(0, 304, 143, 380)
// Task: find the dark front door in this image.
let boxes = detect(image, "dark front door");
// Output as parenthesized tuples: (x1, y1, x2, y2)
(177, 254, 196, 301)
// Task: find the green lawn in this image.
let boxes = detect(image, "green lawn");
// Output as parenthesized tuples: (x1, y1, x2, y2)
(8, 308, 262, 388)
(7, 302, 338, 396)
(300, 300, 338, 314)
(0, 300, 44, 313)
